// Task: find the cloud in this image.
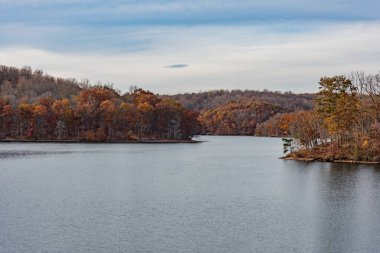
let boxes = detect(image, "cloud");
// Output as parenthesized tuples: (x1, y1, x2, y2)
(0, 1, 379, 94)
(0, 0, 379, 28)
(166, 64, 189, 69)
(1, 22, 379, 95)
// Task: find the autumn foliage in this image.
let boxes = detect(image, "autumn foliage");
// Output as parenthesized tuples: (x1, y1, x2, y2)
(199, 101, 284, 135)
(0, 86, 201, 142)
(172, 89, 313, 135)
(277, 73, 380, 162)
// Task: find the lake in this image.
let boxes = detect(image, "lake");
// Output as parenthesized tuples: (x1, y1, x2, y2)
(1, 136, 380, 252)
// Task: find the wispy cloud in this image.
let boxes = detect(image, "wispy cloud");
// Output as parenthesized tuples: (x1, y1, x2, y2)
(166, 64, 189, 69)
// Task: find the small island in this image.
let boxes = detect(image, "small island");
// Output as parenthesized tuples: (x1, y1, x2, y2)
(279, 73, 380, 164)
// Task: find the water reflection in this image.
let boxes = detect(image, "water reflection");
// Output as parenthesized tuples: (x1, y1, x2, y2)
(0, 150, 74, 159)
(283, 161, 380, 252)
(1, 137, 380, 252)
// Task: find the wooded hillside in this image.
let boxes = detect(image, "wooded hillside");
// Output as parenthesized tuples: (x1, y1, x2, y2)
(199, 101, 284, 135)
(171, 90, 314, 135)
(0, 65, 316, 138)
(0, 66, 200, 142)
(171, 89, 314, 111)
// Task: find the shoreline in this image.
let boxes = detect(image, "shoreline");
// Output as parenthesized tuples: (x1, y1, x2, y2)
(281, 156, 380, 165)
(0, 139, 203, 144)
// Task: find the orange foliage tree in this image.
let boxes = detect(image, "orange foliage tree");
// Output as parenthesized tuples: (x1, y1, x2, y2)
(0, 86, 201, 141)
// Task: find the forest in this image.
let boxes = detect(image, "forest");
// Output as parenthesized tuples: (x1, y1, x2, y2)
(0, 66, 200, 142)
(278, 72, 380, 162)
(0, 65, 316, 139)
(171, 89, 314, 135)
(171, 89, 314, 111)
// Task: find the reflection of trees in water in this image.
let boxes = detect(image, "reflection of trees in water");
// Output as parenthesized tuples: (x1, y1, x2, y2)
(315, 163, 380, 253)
(281, 161, 380, 252)
(0, 150, 73, 159)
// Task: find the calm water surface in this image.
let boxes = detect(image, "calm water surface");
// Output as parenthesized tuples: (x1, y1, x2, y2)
(1, 136, 380, 252)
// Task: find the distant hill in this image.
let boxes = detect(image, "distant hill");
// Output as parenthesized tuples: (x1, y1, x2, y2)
(198, 101, 284, 135)
(170, 90, 315, 135)
(0, 65, 84, 104)
(170, 89, 314, 112)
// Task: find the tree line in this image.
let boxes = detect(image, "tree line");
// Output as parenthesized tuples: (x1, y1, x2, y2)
(0, 86, 201, 142)
(0, 65, 201, 141)
(1, 65, 317, 138)
(171, 89, 314, 111)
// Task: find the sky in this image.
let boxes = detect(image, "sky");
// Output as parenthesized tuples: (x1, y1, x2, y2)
(0, 0, 379, 94)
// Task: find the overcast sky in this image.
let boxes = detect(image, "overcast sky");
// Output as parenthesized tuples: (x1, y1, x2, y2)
(0, 0, 379, 94)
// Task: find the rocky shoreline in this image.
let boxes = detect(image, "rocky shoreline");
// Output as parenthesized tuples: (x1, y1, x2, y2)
(281, 156, 380, 165)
